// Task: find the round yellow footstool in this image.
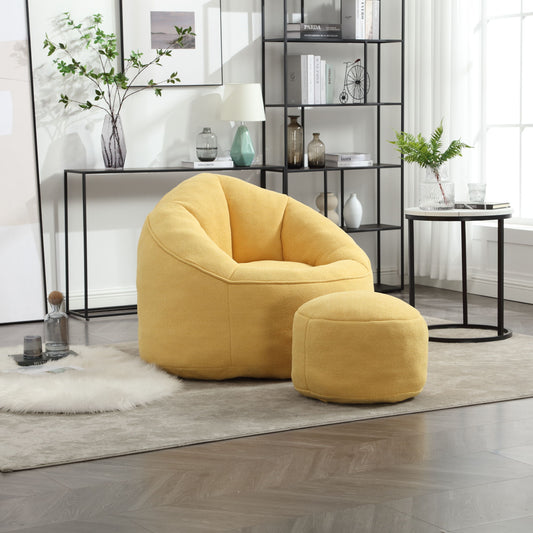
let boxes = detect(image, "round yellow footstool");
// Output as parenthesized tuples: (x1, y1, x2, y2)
(292, 291, 428, 404)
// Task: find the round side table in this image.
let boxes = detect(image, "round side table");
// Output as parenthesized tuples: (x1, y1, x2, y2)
(405, 207, 513, 343)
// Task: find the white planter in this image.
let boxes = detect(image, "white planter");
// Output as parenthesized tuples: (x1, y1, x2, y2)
(344, 193, 363, 228)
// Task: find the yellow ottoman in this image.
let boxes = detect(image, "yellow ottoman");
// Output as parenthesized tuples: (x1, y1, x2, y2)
(291, 291, 428, 404)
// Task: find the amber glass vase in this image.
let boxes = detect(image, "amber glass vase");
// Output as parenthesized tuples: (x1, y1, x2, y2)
(287, 115, 303, 168)
(308, 132, 325, 168)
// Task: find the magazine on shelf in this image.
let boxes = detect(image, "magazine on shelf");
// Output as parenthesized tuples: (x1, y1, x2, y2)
(454, 202, 510, 210)
(356, 0, 365, 38)
(287, 54, 329, 104)
(313, 55, 321, 104)
(181, 159, 234, 169)
(320, 59, 327, 104)
(301, 31, 342, 39)
(326, 64, 335, 104)
(326, 152, 372, 162)
(341, 0, 380, 39)
(286, 23, 342, 39)
(326, 159, 374, 168)
(301, 23, 342, 32)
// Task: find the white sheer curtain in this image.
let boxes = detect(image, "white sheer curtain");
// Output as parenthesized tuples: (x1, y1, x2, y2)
(405, 0, 482, 280)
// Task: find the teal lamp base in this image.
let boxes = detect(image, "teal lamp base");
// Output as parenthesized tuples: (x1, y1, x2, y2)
(230, 124, 255, 167)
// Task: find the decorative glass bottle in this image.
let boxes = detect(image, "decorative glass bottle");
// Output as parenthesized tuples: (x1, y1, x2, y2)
(196, 127, 218, 161)
(44, 291, 69, 358)
(308, 133, 325, 168)
(287, 115, 303, 168)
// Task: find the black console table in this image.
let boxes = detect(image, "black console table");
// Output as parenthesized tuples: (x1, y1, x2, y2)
(64, 165, 283, 320)
(405, 207, 513, 343)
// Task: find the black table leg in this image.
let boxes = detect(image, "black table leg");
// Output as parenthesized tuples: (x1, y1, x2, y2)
(498, 218, 504, 336)
(461, 220, 468, 325)
(408, 218, 415, 307)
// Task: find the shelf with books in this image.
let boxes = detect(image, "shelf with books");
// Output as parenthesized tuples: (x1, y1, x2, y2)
(261, 0, 405, 292)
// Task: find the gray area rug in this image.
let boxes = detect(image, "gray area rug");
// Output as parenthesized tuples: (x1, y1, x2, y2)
(2, 330, 533, 472)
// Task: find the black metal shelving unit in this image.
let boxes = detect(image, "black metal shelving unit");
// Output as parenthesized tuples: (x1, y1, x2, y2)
(261, 0, 405, 293)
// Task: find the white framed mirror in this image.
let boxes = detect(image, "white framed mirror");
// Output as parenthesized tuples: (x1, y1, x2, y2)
(0, 0, 46, 323)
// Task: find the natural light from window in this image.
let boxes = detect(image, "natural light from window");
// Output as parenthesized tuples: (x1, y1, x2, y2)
(484, 1, 533, 220)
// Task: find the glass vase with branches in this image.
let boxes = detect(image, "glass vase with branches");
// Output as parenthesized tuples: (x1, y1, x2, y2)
(43, 12, 194, 167)
(390, 121, 472, 208)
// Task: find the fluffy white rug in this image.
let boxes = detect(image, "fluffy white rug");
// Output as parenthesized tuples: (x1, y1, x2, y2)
(0, 345, 181, 414)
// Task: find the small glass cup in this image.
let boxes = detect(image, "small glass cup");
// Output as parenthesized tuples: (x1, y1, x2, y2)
(23, 335, 43, 359)
(468, 183, 486, 203)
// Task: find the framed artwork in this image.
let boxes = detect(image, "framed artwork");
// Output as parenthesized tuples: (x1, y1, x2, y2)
(119, 0, 223, 87)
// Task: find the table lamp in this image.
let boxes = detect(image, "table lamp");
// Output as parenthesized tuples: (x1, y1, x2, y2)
(221, 83, 266, 167)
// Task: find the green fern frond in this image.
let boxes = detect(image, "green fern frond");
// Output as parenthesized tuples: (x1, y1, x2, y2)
(440, 139, 472, 163)
(389, 121, 472, 169)
(429, 121, 443, 157)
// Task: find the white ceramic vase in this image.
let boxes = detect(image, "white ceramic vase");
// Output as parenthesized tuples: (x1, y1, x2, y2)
(315, 192, 340, 225)
(344, 192, 363, 228)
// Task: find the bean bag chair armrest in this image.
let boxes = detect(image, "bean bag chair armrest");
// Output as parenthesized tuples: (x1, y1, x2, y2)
(142, 201, 237, 281)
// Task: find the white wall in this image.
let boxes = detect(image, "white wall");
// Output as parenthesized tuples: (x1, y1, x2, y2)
(28, 0, 403, 310)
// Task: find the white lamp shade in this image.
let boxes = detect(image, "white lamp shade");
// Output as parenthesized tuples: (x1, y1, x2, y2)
(220, 83, 266, 122)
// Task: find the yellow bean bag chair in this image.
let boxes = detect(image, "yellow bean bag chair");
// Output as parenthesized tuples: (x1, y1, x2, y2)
(137, 173, 373, 379)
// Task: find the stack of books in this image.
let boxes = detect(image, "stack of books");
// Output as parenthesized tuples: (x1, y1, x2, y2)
(181, 157, 234, 169)
(341, 0, 381, 40)
(454, 202, 511, 210)
(286, 54, 335, 105)
(286, 23, 342, 40)
(325, 152, 373, 168)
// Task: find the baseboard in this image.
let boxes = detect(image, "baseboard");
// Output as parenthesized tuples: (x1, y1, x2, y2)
(469, 272, 533, 305)
(373, 266, 403, 288)
(67, 286, 137, 311)
(411, 275, 533, 305)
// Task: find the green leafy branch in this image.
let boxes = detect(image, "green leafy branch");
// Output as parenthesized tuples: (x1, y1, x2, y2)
(43, 12, 194, 118)
(390, 121, 472, 170)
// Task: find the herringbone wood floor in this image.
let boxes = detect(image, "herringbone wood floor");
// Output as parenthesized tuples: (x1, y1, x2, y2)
(1, 286, 532, 532)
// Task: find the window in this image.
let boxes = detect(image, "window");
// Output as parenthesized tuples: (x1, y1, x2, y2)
(483, 1, 533, 220)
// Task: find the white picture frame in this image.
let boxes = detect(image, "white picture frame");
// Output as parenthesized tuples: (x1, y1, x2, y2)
(120, 0, 223, 87)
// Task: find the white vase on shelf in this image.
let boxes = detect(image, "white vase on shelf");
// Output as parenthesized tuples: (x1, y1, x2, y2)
(344, 193, 363, 228)
(315, 192, 340, 225)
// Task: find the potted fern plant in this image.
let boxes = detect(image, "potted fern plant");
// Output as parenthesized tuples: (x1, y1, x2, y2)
(43, 12, 194, 168)
(390, 121, 472, 210)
